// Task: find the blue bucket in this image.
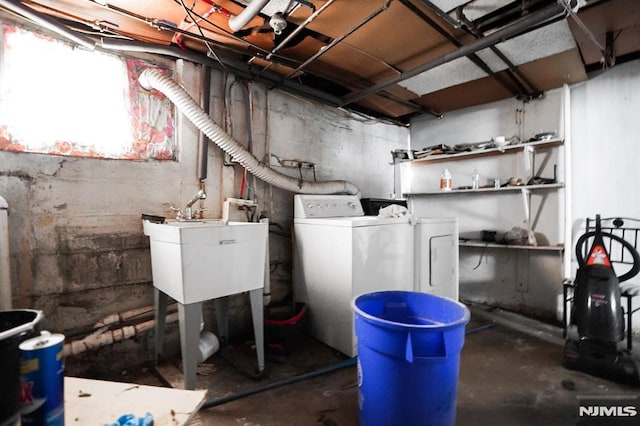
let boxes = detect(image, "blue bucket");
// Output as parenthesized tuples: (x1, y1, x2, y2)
(352, 291, 470, 426)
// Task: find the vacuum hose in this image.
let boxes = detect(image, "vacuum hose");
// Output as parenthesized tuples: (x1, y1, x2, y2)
(575, 231, 640, 283)
(139, 69, 360, 196)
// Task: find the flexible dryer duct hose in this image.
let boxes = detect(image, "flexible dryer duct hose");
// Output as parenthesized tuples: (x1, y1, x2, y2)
(139, 69, 360, 196)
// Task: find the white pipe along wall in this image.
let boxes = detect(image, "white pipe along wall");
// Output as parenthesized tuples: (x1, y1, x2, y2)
(228, 0, 271, 32)
(63, 303, 179, 355)
(0, 196, 10, 309)
(64, 313, 180, 357)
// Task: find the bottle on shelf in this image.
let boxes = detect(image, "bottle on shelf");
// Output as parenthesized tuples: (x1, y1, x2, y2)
(472, 169, 480, 190)
(440, 168, 452, 191)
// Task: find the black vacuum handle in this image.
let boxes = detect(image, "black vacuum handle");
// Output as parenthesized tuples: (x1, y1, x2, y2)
(575, 231, 640, 283)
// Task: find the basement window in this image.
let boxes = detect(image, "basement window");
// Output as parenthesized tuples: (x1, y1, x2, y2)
(0, 23, 175, 160)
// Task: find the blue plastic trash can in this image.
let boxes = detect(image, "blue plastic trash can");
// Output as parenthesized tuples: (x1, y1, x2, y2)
(352, 291, 470, 426)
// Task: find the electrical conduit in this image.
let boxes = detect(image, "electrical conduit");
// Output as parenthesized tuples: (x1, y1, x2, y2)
(139, 68, 360, 195)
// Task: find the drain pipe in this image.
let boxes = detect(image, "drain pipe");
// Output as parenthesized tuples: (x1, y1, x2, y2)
(228, 0, 270, 32)
(91, 303, 177, 331)
(63, 312, 180, 357)
(0, 0, 95, 50)
(200, 321, 489, 410)
(0, 196, 10, 310)
(198, 67, 211, 182)
(195, 66, 211, 217)
(139, 68, 360, 195)
(201, 357, 357, 409)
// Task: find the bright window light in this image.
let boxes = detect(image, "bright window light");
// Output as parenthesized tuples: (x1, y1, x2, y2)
(0, 24, 175, 160)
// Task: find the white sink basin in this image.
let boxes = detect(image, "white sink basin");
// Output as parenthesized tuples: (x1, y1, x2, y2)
(143, 220, 268, 304)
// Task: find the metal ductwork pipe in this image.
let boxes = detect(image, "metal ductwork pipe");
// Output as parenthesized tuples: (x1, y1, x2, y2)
(342, 2, 566, 105)
(265, 0, 336, 60)
(228, 0, 270, 32)
(139, 68, 360, 195)
(97, 39, 346, 115)
(0, 0, 95, 50)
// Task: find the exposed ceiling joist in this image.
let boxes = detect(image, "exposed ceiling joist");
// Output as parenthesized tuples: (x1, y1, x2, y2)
(0, 0, 633, 122)
(341, 2, 566, 106)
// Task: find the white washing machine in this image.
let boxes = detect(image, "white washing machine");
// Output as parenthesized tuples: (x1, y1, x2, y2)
(293, 195, 460, 357)
(293, 194, 414, 357)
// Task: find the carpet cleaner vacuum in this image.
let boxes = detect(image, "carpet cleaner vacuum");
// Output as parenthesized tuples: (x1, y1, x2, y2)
(563, 215, 640, 386)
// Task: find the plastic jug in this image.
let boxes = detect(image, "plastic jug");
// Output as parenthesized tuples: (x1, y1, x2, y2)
(440, 169, 452, 191)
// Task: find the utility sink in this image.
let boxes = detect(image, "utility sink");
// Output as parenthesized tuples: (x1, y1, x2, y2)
(143, 219, 268, 304)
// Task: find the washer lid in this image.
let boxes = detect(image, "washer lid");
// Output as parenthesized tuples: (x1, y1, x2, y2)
(414, 217, 458, 225)
(294, 216, 412, 227)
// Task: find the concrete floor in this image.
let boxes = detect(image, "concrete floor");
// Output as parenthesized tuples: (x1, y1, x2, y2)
(88, 308, 640, 425)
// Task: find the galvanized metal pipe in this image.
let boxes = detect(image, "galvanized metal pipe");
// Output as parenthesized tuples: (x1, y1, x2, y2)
(430, 0, 542, 98)
(398, 0, 525, 107)
(342, 3, 566, 106)
(285, 0, 392, 79)
(265, 0, 336, 61)
(97, 39, 346, 109)
(0, 0, 95, 50)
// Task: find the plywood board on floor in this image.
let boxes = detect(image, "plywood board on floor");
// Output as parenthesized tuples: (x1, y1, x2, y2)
(64, 376, 206, 425)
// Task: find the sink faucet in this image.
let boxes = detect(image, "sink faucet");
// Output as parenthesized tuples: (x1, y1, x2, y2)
(173, 185, 207, 221)
(186, 188, 207, 208)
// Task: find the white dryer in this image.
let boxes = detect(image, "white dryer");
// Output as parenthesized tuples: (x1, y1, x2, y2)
(293, 195, 459, 357)
(414, 217, 459, 300)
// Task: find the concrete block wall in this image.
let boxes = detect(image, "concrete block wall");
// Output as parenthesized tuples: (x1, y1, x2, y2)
(0, 57, 408, 368)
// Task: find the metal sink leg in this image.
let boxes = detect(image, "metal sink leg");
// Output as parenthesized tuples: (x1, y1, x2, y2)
(178, 301, 203, 390)
(154, 289, 168, 364)
(250, 288, 265, 373)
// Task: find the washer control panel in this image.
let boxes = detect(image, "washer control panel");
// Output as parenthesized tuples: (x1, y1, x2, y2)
(294, 194, 364, 218)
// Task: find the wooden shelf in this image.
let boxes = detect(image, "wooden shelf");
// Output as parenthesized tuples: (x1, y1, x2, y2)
(409, 139, 564, 165)
(460, 240, 565, 251)
(405, 182, 564, 196)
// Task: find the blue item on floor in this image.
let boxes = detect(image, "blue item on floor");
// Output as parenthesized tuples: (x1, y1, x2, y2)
(352, 291, 470, 426)
(105, 412, 153, 426)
